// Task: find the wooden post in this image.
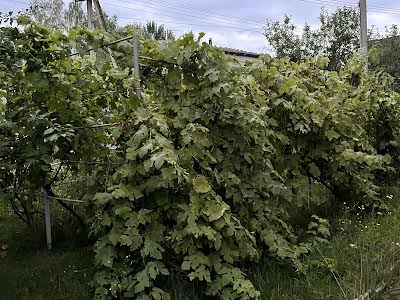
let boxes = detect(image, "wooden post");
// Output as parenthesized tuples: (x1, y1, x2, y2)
(87, 0, 94, 30)
(42, 188, 52, 251)
(93, 0, 106, 31)
(93, 0, 118, 68)
(359, 0, 368, 71)
(132, 35, 143, 100)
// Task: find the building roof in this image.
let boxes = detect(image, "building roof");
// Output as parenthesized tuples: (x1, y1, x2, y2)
(219, 47, 260, 58)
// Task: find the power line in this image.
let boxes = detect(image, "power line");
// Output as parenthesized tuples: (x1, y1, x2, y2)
(319, 0, 400, 13)
(100, 1, 263, 32)
(3, 0, 400, 17)
(367, 7, 400, 16)
(2, 0, 30, 6)
(116, 16, 264, 33)
(139, 0, 265, 24)
(116, 0, 265, 27)
(368, 5, 400, 14)
(4, 0, 400, 27)
(102, 0, 400, 33)
(298, 0, 356, 8)
(297, 0, 400, 15)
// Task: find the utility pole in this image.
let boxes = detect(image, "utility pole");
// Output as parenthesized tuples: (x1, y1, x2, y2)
(359, 0, 368, 71)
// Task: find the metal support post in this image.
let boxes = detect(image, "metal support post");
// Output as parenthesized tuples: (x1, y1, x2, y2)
(41, 188, 52, 251)
(133, 35, 143, 100)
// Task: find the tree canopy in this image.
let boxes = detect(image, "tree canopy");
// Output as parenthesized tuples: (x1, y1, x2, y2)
(28, 0, 118, 31)
(121, 21, 175, 40)
(264, 7, 360, 70)
(370, 25, 400, 91)
(28, 0, 175, 40)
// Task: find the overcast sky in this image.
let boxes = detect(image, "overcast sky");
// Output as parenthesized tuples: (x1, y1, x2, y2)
(2, 0, 400, 53)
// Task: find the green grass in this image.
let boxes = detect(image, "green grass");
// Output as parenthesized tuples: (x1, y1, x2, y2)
(167, 194, 400, 300)
(0, 207, 94, 300)
(249, 186, 400, 300)
(251, 207, 400, 299)
(1, 189, 400, 299)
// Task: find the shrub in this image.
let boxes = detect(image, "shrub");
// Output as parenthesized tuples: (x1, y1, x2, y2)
(91, 35, 396, 298)
(0, 15, 399, 299)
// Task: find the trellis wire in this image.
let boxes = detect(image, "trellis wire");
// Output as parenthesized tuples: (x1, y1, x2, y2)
(47, 195, 85, 204)
(50, 160, 126, 166)
(68, 34, 176, 65)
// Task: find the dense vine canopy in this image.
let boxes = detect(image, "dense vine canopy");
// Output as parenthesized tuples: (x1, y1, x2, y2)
(1, 14, 399, 299)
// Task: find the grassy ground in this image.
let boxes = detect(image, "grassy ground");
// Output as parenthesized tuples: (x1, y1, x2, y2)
(1, 189, 400, 300)
(250, 186, 400, 300)
(0, 205, 94, 300)
(252, 206, 400, 300)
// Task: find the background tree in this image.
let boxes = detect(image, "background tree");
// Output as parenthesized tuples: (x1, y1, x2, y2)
(265, 7, 359, 70)
(140, 20, 175, 40)
(121, 21, 175, 40)
(370, 25, 400, 90)
(265, 6, 400, 90)
(64, 0, 86, 28)
(29, 0, 66, 29)
(319, 7, 360, 70)
(264, 15, 314, 62)
(29, 0, 118, 31)
(28, 1, 173, 39)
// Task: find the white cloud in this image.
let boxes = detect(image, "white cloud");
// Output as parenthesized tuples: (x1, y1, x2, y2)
(368, 12, 400, 32)
(198, 30, 266, 53)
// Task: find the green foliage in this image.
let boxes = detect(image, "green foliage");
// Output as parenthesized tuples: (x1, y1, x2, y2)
(370, 25, 400, 92)
(28, 0, 175, 39)
(0, 14, 134, 226)
(1, 14, 399, 300)
(29, 0, 66, 29)
(265, 7, 360, 70)
(0, 206, 94, 300)
(266, 8, 400, 94)
(28, 0, 119, 31)
(91, 33, 397, 299)
(252, 190, 400, 300)
(121, 21, 175, 41)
